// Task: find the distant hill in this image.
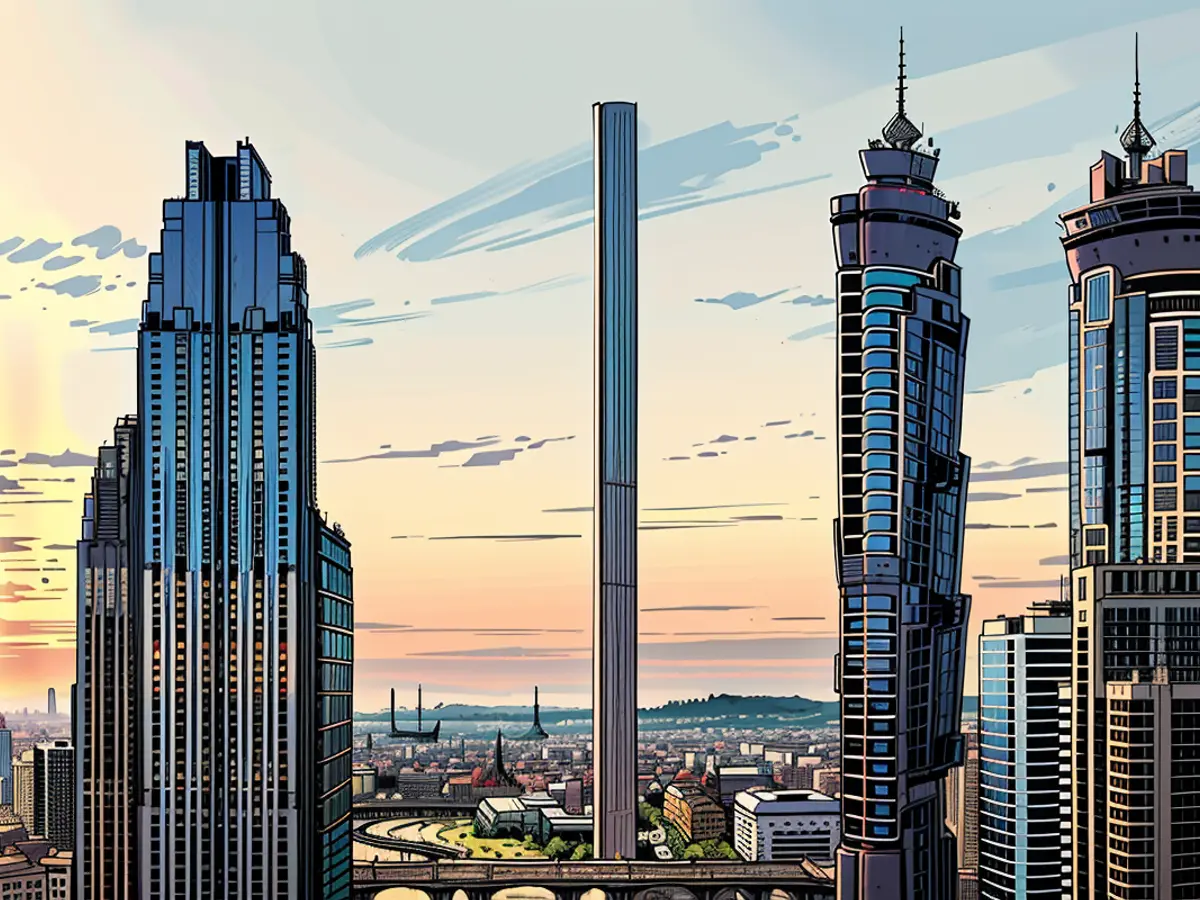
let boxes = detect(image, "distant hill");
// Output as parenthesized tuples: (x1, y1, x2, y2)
(356, 693, 840, 731)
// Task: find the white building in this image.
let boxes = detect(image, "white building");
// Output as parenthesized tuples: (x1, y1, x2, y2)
(732, 789, 839, 864)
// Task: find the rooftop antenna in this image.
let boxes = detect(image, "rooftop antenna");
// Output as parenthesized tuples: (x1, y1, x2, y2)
(1120, 32, 1156, 178)
(882, 27, 923, 150)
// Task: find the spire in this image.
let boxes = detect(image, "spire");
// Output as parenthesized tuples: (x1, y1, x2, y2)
(517, 685, 550, 740)
(1120, 32, 1156, 176)
(882, 27, 923, 150)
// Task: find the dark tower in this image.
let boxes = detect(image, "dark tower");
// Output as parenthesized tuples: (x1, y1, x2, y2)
(517, 686, 550, 741)
(829, 30, 971, 900)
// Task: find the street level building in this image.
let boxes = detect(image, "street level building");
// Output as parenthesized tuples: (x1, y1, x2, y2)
(732, 789, 840, 864)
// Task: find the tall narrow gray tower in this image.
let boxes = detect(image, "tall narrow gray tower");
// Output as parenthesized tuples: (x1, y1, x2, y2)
(592, 100, 639, 861)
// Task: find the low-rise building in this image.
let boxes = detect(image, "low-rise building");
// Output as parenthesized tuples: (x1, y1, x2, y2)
(536, 806, 592, 845)
(662, 783, 724, 843)
(815, 767, 841, 799)
(474, 797, 540, 839)
(352, 764, 378, 798)
(732, 788, 839, 864)
(42, 852, 71, 900)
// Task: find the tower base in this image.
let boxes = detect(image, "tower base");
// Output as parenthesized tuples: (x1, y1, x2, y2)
(837, 847, 903, 900)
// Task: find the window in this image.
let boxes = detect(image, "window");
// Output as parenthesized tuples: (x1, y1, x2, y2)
(1154, 377, 1178, 398)
(1155, 465, 1177, 483)
(1154, 403, 1178, 421)
(1155, 445, 1178, 462)
(1085, 273, 1110, 323)
(1156, 326, 1180, 370)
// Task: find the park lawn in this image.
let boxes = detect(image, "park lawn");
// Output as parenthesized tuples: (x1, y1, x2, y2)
(435, 823, 546, 860)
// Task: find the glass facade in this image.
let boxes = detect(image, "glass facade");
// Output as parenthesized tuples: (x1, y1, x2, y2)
(831, 122, 970, 900)
(136, 140, 352, 900)
(977, 616, 1071, 899)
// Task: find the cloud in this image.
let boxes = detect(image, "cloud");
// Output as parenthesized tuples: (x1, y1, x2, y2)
(771, 616, 826, 622)
(965, 522, 1058, 530)
(1040, 555, 1070, 566)
(542, 506, 592, 513)
(969, 461, 1069, 483)
(42, 256, 83, 271)
(423, 534, 581, 542)
(642, 605, 762, 613)
(428, 275, 586, 307)
(356, 621, 581, 636)
(788, 322, 835, 342)
(967, 492, 1021, 502)
(308, 298, 428, 332)
(694, 288, 787, 311)
(1026, 485, 1069, 494)
(0, 537, 37, 553)
(783, 294, 835, 307)
(8, 239, 62, 263)
(355, 118, 829, 262)
(410, 645, 586, 659)
(18, 449, 97, 468)
(0, 237, 21, 255)
(89, 318, 139, 336)
(645, 502, 786, 512)
(976, 579, 1065, 589)
(71, 226, 146, 260)
(326, 438, 501, 464)
(36, 275, 103, 297)
(326, 337, 373, 349)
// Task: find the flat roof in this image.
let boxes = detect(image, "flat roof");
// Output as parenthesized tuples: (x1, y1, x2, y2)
(734, 789, 839, 814)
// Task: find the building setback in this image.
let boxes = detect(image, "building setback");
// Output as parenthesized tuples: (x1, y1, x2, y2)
(135, 139, 353, 900)
(75, 417, 139, 900)
(1059, 39, 1200, 900)
(592, 100, 639, 862)
(829, 32, 971, 900)
(977, 607, 1072, 898)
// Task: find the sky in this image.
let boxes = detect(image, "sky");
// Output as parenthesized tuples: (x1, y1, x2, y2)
(3, 0, 1200, 713)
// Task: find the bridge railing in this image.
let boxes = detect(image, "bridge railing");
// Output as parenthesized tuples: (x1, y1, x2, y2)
(353, 859, 833, 883)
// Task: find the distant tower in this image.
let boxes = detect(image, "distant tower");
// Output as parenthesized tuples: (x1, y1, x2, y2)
(0, 714, 10, 807)
(592, 99, 639, 862)
(830, 30, 970, 900)
(518, 686, 550, 741)
(365, 732, 374, 752)
(47, 688, 56, 717)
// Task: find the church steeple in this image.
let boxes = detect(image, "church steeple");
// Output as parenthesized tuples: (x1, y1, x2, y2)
(518, 685, 550, 740)
(1120, 32, 1156, 179)
(881, 27, 923, 150)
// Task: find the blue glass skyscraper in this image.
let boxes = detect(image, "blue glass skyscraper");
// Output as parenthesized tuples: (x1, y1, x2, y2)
(977, 604, 1071, 899)
(1061, 39, 1200, 899)
(135, 140, 353, 900)
(829, 33, 971, 900)
(592, 100, 639, 862)
(0, 718, 11, 806)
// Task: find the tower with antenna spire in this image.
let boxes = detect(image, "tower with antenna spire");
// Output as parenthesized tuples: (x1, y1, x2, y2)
(517, 686, 550, 741)
(830, 27, 970, 900)
(1120, 32, 1156, 178)
(1057, 33, 1200, 900)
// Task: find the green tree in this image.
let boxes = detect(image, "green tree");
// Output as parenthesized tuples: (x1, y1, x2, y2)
(544, 837, 570, 860)
(683, 844, 705, 860)
(570, 842, 593, 861)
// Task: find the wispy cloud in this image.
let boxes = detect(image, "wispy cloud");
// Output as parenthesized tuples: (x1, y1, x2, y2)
(965, 522, 1058, 530)
(327, 434, 575, 468)
(425, 534, 580, 542)
(355, 118, 829, 262)
(976, 579, 1064, 589)
(969, 461, 1069, 483)
(788, 321, 835, 342)
(967, 492, 1021, 502)
(642, 604, 762, 613)
(71, 226, 146, 260)
(1040, 555, 1070, 566)
(18, 450, 97, 468)
(694, 288, 788, 311)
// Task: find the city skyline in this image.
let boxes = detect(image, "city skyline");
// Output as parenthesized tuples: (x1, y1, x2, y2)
(9, 4, 1200, 712)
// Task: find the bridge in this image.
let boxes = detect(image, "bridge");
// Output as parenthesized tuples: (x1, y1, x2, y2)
(354, 799, 480, 820)
(351, 859, 835, 900)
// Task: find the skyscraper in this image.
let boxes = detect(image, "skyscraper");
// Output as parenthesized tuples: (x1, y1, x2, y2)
(136, 140, 353, 900)
(829, 32, 971, 900)
(46, 689, 56, 718)
(33, 739, 74, 851)
(76, 416, 139, 900)
(592, 100, 639, 862)
(977, 604, 1071, 898)
(0, 714, 10, 807)
(12, 750, 33, 829)
(1061, 38, 1200, 899)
